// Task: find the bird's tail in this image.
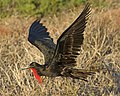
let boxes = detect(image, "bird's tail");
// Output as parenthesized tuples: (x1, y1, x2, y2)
(70, 68, 96, 81)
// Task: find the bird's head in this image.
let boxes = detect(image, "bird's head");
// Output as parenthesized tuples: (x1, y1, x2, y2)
(20, 62, 44, 83)
(21, 62, 44, 70)
(29, 62, 44, 69)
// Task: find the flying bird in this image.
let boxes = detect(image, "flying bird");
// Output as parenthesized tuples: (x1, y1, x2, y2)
(21, 4, 95, 83)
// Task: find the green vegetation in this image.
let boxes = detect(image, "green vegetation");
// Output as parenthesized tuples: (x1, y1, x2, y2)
(0, 0, 113, 18)
(0, 0, 86, 18)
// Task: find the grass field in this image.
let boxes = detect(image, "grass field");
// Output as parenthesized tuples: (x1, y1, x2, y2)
(0, 2, 120, 96)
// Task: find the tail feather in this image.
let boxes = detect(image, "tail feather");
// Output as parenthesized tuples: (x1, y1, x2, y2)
(70, 69, 95, 81)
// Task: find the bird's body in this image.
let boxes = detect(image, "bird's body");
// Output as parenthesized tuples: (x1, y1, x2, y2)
(29, 62, 94, 82)
(21, 3, 96, 83)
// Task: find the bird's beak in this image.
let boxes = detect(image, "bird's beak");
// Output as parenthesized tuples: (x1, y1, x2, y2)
(20, 66, 31, 70)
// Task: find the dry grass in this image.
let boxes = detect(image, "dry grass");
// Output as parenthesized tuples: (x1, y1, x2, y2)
(0, 5, 120, 96)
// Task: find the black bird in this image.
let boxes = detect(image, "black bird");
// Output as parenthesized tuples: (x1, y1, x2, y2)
(21, 4, 95, 83)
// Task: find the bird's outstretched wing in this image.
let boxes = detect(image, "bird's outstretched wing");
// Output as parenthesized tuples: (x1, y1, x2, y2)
(28, 20, 56, 63)
(49, 4, 91, 69)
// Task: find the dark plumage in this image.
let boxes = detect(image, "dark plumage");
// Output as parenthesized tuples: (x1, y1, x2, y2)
(21, 3, 95, 82)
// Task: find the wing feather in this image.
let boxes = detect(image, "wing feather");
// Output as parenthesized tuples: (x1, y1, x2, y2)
(28, 20, 56, 63)
(49, 3, 91, 68)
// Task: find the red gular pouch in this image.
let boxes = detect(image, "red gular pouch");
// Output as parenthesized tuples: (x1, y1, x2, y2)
(30, 68, 42, 83)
